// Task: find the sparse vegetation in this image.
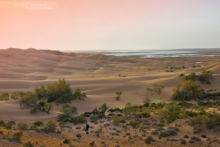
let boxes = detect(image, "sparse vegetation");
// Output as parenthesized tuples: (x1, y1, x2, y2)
(23, 141, 34, 147)
(115, 91, 122, 101)
(182, 70, 213, 84)
(19, 79, 86, 114)
(57, 104, 78, 123)
(43, 121, 57, 133)
(0, 92, 9, 101)
(198, 70, 213, 84)
(158, 103, 185, 123)
(145, 136, 155, 144)
(191, 112, 220, 132)
(172, 80, 205, 101)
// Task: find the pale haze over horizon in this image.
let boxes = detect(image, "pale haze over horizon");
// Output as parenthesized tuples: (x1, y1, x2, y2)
(0, 0, 220, 51)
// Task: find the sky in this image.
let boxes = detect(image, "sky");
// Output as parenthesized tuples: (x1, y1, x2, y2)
(0, 0, 220, 51)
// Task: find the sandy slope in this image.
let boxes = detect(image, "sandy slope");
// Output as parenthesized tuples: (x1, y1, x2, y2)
(0, 48, 220, 123)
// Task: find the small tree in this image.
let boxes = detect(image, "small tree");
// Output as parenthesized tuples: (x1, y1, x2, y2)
(184, 72, 197, 81)
(115, 91, 122, 101)
(43, 121, 56, 133)
(172, 80, 205, 101)
(11, 91, 25, 100)
(198, 70, 213, 84)
(0, 92, 9, 100)
(17, 123, 28, 130)
(12, 131, 23, 142)
(73, 88, 87, 100)
(47, 79, 74, 103)
(20, 92, 37, 108)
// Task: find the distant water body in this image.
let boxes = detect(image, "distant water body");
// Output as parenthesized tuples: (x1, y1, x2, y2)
(104, 50, 219, 58)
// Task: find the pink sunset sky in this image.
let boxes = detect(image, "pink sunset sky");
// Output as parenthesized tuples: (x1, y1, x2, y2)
(0, 0, 220, 51)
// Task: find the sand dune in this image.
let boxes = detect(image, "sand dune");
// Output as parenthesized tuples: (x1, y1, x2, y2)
(0, 48, 220, 122)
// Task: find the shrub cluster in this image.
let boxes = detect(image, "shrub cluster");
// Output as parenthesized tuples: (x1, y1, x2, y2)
(0, 92, 9, 100)
(19, 79, 86, 113)
(183, 70, 213, 84)
(172, 80, 205, 101)
(191, 112, 220, 132)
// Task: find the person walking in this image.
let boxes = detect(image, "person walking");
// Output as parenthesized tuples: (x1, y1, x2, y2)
(85, 123, 90, 134)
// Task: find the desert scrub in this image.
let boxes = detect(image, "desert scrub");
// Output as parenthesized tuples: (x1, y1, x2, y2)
(12, 131, 23, 142)
(0, 92, 9, 100)
(71, 115, 87, 124)
(190, 112, 220, 132)
(57, 105, 77, 123)
(129, 120, 140, 128)
(172, 80, 205, 101)
(23, 141, 34, 147)
(115, 91, 122, 101)
(123, 103, 136, 116)
(147, 84, 165, 95)
(182, 71, 213, 84)
(30, 121, 44, 131)
(198, 70, 213, 84)
(145, 136, 155, 144)
(11, 91, 25, 100)
(112, 115, 125, 126)
(89, 141, 96, 147)
(19, 79, 86, 113)
(158, 103, 186, 123)
(88, 104, 109, 123)
(184, 72, 197, 81)
(43, 121, 57, 133)
(17, 123, 28, 130)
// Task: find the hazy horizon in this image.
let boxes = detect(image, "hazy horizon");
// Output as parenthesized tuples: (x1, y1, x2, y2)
(1, 0, 220, 51)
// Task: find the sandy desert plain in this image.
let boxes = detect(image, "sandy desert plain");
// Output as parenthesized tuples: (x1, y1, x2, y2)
(0, 48, 220, 147)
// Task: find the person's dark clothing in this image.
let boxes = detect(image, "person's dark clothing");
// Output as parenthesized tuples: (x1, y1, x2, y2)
(85, 124, 90, 134)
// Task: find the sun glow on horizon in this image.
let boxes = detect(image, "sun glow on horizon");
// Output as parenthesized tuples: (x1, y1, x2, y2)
(0, 0, 220, 51)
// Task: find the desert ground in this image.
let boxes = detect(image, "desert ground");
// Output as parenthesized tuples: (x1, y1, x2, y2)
(0, 48, 220, 147)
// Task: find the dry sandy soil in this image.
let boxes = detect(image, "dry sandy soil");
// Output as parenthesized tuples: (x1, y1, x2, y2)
(0, 48, 220, 147)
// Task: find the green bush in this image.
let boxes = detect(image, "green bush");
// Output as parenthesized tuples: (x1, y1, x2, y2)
(184, 72, 197, 81)
(123, 103, 135, 116)
(183, 71, 213, 84)
(115, 91, 122, 101)
(198, 70, 213, 84)
(47, 79, 74, 103)
(112, 115, 125, 126)
(12, 131, 23, 142)
(90, 104, 109, 119)
(158, 103, 185, 123)
(19, 79, 86, 114)
(0, 120, 5, 127)
(129, 120, 140, 128)
(17, 123, 28, 130)
(145, 136, 155, 144)
(191, 112, 220, 131)
(73, 88, 87, 100)
(71, 115, 87, 124)
(11, 91, 25, 100)
(20, 92, 37, 108)
(152, 84, 165, 94)
(172, 80, 205, 101)
(43, 121, 57, 133)
(57, 105, 78, 122)
(30, 121, 44, 130)
(0, 92, 9, 100)
(5, 121, 16, 129)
